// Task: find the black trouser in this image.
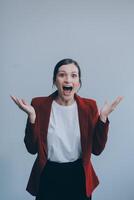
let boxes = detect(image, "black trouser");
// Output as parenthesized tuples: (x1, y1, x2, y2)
(36, 159, 91, 200)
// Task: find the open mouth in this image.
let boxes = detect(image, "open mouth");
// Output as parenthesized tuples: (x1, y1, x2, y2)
(63, 86, 73, 91)
(62, 86, 73, 95)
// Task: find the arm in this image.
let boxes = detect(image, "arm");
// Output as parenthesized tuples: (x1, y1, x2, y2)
(11, 95, 38, 154)
(92, 96, 123, 155)
(92, 102, 109, 155)
(24, 99, 38, 155)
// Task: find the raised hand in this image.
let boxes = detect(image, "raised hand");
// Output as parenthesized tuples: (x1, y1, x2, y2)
(100, 96, 123, 122)
(11, 96, 36, 123)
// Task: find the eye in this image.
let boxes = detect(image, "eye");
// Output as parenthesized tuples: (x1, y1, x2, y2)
(72, 74, 78, 78)
(58, 73, 65, 77)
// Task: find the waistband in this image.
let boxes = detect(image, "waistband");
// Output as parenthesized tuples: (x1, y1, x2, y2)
(46, 158, 82, 168)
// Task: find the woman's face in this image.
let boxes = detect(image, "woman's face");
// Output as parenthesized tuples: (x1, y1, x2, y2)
(54, 63, 80, 102)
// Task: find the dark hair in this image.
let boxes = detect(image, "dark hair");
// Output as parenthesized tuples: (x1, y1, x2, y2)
(53, 58, 82, 88)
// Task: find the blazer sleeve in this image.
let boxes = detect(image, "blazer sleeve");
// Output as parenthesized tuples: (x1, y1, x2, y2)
(24, 99, 39, 155)
(91, 101, 110, 155)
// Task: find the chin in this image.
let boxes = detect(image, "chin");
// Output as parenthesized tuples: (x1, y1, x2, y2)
(59, 90, 75, 100)
(63, 95, 74, 101)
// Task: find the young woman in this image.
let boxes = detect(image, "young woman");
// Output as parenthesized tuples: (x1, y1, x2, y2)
(11, 58, 123, 200)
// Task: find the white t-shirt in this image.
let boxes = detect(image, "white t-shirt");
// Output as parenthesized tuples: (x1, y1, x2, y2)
(47, 100, 82, 163)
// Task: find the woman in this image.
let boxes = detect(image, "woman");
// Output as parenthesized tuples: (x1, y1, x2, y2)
(11, 58, 123, 200)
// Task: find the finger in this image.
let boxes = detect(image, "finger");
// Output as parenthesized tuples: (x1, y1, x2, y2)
(21, 99, 28, 105)
(114, 96, 123, 106)
(17, 99, 25, 108)
(19, 99, 30, 113)
(111, 96, 123, 109)
(15, 97, 22, 107)
(11, 97, 24, 110)
(10, 95, 19, 106)
(117, 96, 124, 102)
(10, 95, 16, 102)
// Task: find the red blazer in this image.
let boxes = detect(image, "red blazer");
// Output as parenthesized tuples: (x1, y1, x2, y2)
(24, 90, 109, 197)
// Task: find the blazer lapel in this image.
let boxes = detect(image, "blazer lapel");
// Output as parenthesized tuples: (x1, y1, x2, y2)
(74, 94, 91, 160)
(40, 91, 58, 154)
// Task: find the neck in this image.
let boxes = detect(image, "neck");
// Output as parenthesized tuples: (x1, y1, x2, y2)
(55, 95, 75, 106)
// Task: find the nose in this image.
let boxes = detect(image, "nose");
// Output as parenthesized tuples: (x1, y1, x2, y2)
(64, 75, 71, 83)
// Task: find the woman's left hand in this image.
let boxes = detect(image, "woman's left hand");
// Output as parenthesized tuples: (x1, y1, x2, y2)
(100, 96, 123, 122)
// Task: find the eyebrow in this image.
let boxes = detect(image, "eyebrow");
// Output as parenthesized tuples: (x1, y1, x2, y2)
(58, 70, 78, 74)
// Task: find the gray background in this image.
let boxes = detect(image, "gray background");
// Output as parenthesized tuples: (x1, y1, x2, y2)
(1, 0, 134, 199)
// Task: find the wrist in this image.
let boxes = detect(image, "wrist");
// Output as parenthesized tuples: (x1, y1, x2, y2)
(28, 112, 36, 124)
(100, 114, 107, 123)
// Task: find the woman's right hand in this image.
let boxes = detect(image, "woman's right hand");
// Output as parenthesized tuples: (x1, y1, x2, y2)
(11, 96, 36, 123)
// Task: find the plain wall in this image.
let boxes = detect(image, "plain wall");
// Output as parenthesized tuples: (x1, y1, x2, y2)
(1, 0, 134, 199)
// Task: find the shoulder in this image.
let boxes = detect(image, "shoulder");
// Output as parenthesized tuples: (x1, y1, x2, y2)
(31, 96, 50, 107)
(76, 95, 99, 116)
(77, 95, 97, 108)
